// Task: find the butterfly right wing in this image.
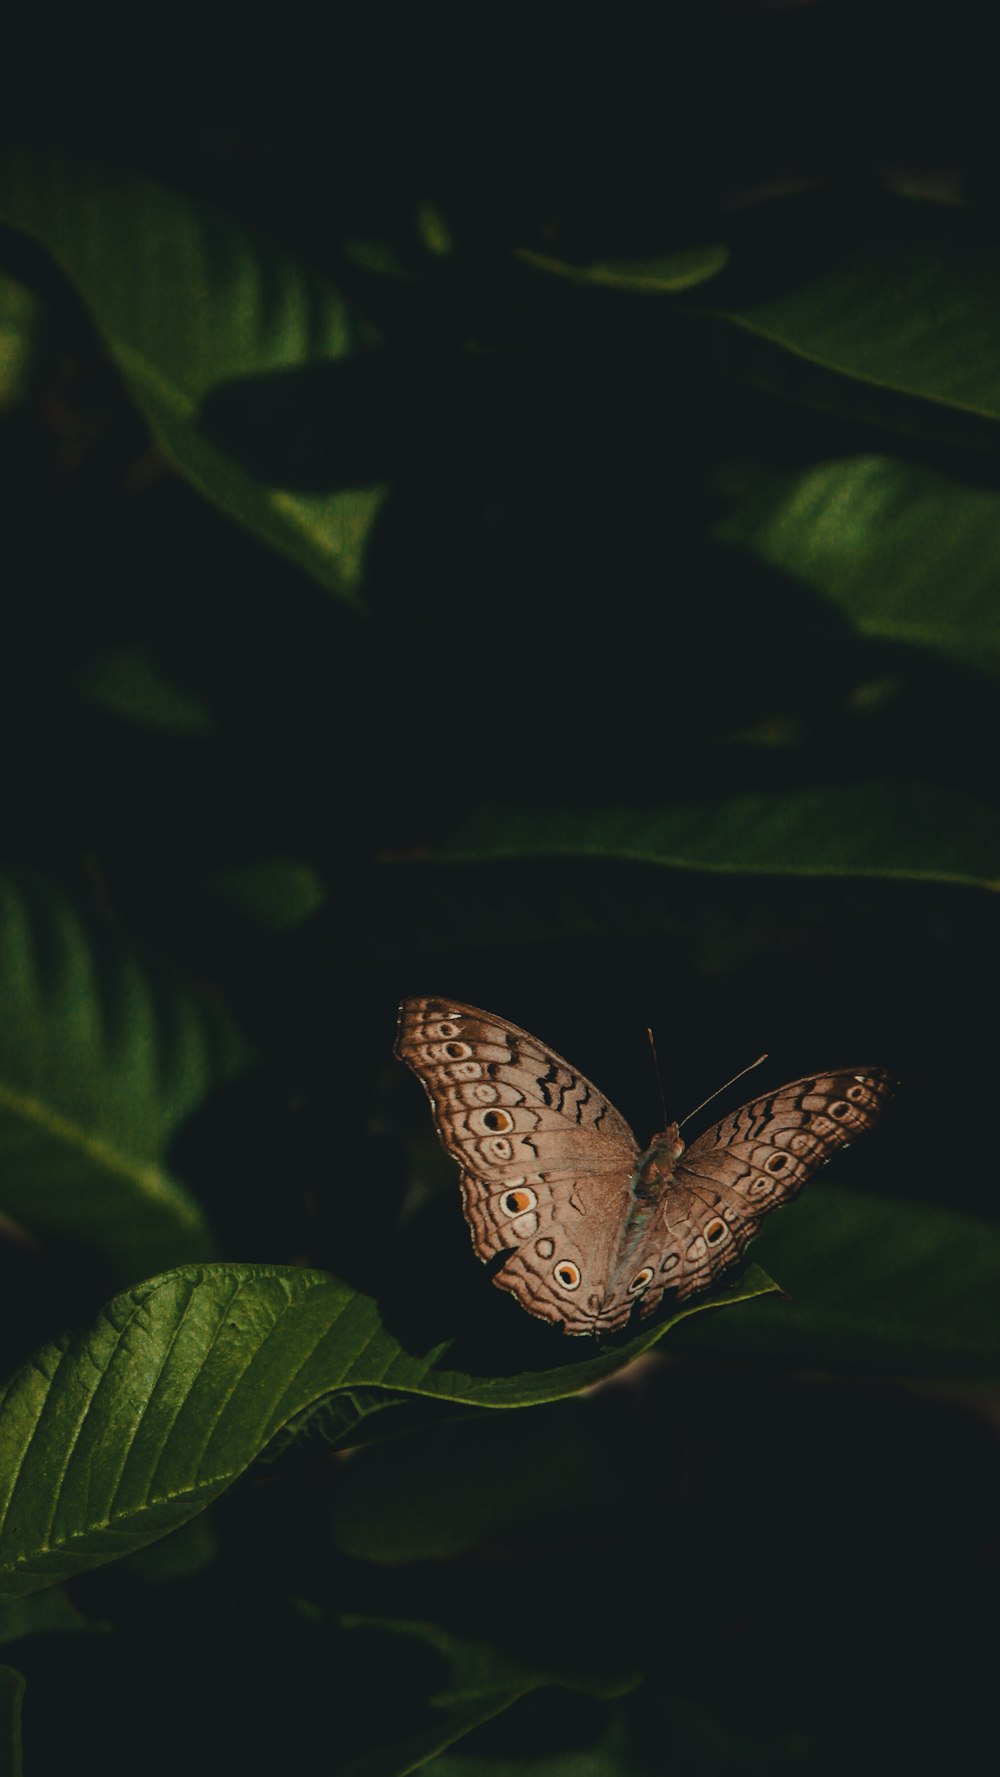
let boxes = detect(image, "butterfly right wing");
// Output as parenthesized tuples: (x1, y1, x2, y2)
(395, 997, 641, 1328)
(619, 1066, 894, 1318)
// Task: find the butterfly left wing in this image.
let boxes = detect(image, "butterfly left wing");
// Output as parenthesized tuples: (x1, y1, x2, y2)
(395, 997, 641, 1330)
(614, 1066, 894, 1320)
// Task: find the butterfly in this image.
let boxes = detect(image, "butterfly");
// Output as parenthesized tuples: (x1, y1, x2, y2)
(395, 997, 893, 1335)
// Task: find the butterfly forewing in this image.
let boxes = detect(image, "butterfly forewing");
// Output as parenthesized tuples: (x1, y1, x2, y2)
(395, 998, 640, 1181)
(395, 998, 641, 1329)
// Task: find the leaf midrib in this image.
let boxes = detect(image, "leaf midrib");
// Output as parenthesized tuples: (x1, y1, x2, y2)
(0, 1079, 203, 1226)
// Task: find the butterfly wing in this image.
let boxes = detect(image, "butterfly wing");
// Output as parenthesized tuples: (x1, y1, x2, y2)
(616, 1066, 894, 1320)
(395, 997, 641, 1331)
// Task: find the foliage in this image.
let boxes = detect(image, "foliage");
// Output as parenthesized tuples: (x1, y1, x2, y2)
(0, 33, 997, 1773)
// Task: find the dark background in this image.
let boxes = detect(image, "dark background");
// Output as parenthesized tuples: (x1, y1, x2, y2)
(2, 7, 998, 1772)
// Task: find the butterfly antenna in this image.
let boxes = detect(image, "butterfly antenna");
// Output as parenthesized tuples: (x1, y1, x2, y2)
(678, 1054, 769, 1130)
(646, 1027, 669, 1129)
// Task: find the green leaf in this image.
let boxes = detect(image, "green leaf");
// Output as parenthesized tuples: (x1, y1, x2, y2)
(0, 138, 386, 600)
(10, 1170, 1000, 1604)
(716, 199, 1000, 431)
(416, 782, 1000, 888)
(0, 1588, 86, 1646)
(714, 454, 1000, 680)
(0, 869, 252, 1277)
(201, 855, 328, 931)
(672, 1182, 1000, 1378)
(335, 1617, 636, 1777)
(0, 1260, 773, 1600)
(518, 243, 728, 293)
(71, 645, 219, 734)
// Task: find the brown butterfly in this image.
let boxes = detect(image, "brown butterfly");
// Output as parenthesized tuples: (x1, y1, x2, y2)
(395, 997, 893, 1335)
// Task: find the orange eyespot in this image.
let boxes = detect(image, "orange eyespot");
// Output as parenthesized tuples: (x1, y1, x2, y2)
(554, 1261, 581, 1291)
(628, 1267, 654, 1294)
(482, 1108, 514, 1134)
(704, 1218, 727, 1245)
(501, 1187, 538, 1217)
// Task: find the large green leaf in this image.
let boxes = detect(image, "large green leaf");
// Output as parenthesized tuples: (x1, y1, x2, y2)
(0, 869, 252, 1276)
(715, 199, 1000, 434)
(0, 139, 385, 600)
(714, 454, 1000, 680)
(0, 1260, 771, 1600)
(4, 1167, 999, 1601)
(416, 782, 1000, 887)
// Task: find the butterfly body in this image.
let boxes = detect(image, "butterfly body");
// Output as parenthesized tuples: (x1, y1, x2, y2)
(395, 998, 892, 1336)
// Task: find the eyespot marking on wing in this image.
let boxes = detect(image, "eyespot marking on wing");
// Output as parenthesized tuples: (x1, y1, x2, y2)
(475, 1107, 515, 1135)
(500, 1185, 538, 1217)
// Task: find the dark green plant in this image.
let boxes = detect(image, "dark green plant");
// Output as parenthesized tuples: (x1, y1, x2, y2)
(0, 70, 997, 1775)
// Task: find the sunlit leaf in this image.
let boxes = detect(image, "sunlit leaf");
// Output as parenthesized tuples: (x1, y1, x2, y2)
(518, 243, 728, 293)
(0, 139, 386, 600)
(0, 1260, 771, 1599)
(714, 454, 1000, 680)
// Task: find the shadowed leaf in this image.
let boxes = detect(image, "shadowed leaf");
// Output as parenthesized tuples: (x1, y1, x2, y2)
(0, 139, 386, 599)
(0, 870, 252, 1277)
